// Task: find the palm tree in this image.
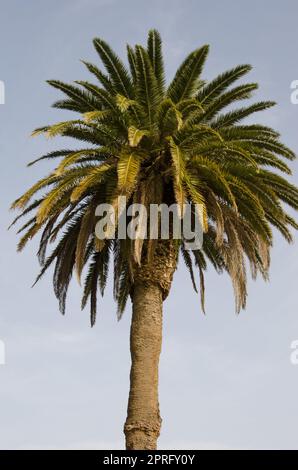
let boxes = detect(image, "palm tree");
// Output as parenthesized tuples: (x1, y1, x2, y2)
(11, 30, 298, 450)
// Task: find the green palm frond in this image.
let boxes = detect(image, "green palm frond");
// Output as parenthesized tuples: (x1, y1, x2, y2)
(81, 60, 115, 94)
(93, 38, 133, 98)
(117, 150, 141, 193)
(196, 64, 252, 104)
(167, 45, 209, 103)
(147, 29, 165, 95)
(211, 101, 276, 128)
(47, 80, 101, 111)
(135, 45, 160, 127)
(11, 30, 298, 325)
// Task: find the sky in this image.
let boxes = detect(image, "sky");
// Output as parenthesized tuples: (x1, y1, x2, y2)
(0, 0, 298, 450)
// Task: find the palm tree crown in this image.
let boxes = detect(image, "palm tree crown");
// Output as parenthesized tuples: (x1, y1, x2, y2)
(11, 30, 298, 325)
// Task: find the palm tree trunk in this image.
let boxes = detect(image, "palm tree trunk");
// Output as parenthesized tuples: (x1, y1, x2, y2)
(124, 282, 163, 449)
(124, 240, 177, 450)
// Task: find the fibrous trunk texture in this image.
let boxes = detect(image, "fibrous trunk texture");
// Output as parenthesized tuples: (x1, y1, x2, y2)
(124, 240, 177, 450)
(124, 282, 163, 449)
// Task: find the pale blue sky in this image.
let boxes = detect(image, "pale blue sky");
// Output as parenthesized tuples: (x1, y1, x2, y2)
(1, 0, 298, 449)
